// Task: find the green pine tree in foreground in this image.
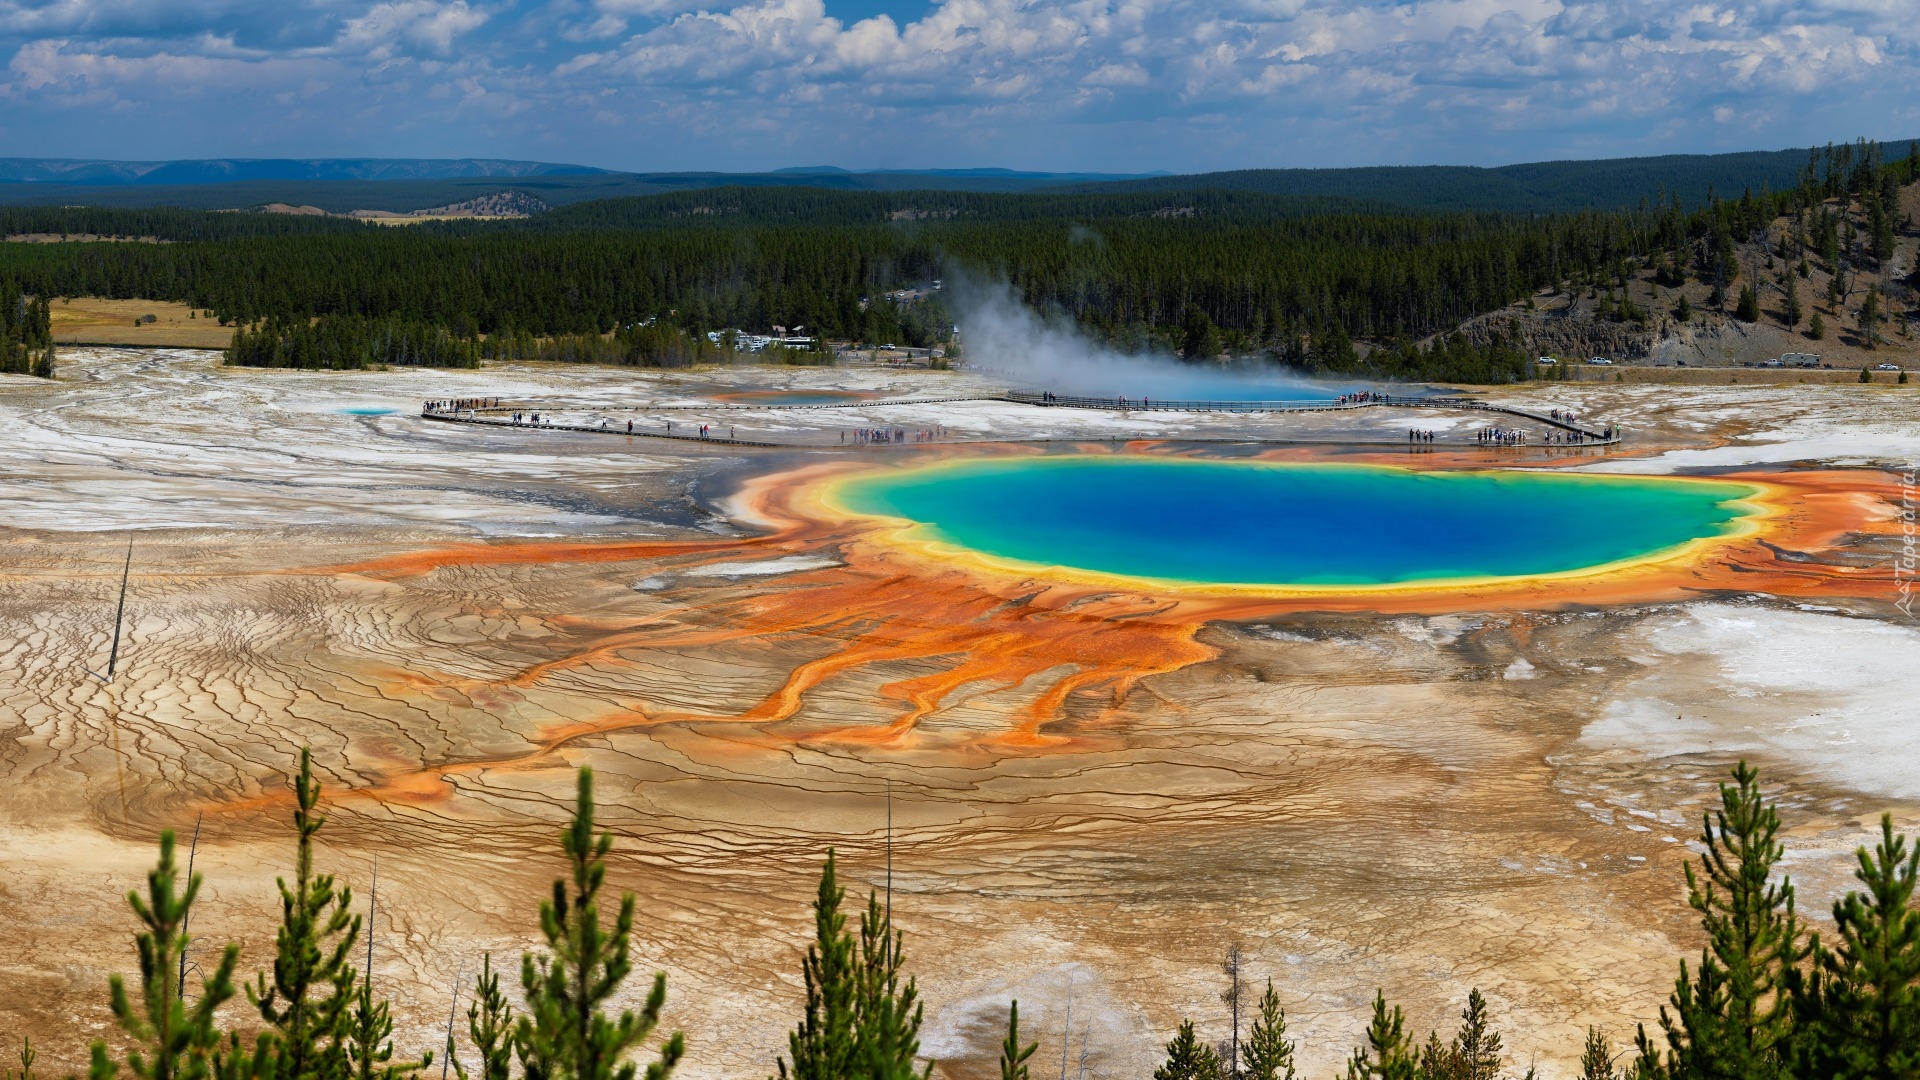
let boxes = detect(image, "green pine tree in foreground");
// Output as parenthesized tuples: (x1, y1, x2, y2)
(1431, 989, 1507, 1080)
(1790, 815, 1920, 1080)
(1348, 985, 1535, 1080)
(1579, 1027, 1617, 1080)
(6, 1036, 34, 1080)
(1240, 978, 1298, 1080)
(1155, 1019, 1223, 1080)
(857, 993, 925, 1080)
(91, 829, 245, 1080)
(1654, 761, 1807, 1080)
(449, 954, 515, 1080)
(251, 749, 361, 1080)
(997, 1002, 1037, 1080)
(775, 853, 929, 1080)
(1344, 993, 1416, 1080)
(856, 890, 927, 1080)
(344, 959, 430, 1080)
(516, 767, 683, 1080)
(776, 852, 858, 1080)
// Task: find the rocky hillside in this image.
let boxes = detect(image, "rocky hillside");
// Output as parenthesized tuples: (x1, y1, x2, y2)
(348, 190, 551, 219)
(1460, 181, 1918, 369)
(256, 190, 553, 220)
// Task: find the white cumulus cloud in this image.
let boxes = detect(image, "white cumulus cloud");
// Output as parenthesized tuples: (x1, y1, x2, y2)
(0, 0, 1913, 169)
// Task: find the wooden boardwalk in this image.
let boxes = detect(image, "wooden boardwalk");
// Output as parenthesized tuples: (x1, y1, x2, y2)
(419, 392, 1619, 447)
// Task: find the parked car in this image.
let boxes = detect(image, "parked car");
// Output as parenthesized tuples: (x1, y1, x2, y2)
(1587, 357, 1613, 365)
(1875, 363, 1901, 371)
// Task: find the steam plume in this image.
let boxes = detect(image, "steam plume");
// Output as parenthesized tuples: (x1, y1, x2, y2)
(948, 277, 1359, 401)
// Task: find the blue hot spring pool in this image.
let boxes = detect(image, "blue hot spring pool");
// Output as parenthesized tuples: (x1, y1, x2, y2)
(827, 457, 1763, 588)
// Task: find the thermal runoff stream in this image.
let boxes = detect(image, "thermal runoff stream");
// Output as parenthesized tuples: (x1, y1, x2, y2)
(825, 457, 1766, 590)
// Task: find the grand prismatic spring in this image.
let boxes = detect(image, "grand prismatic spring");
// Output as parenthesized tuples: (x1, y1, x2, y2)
(821, 458, 1768, 592)
(0, 350, 1915, 1078)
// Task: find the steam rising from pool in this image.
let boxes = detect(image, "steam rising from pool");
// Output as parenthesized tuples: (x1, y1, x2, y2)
(950, 278, 1391, 402)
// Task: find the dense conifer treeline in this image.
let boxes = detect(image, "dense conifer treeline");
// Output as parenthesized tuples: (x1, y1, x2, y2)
(0, 206, 1648, 347)
(226, 314, 480, 369)
(0, 205, 373, 241)
(0, 282, 56, 378)
(21, 757, 1919, 1080)
(2, 139, 1913, 378)
(477, 321, 725, 367)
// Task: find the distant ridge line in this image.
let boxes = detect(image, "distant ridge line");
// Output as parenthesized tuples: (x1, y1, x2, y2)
(0, 157, 608, 186)
(1, 139, 1913, 213)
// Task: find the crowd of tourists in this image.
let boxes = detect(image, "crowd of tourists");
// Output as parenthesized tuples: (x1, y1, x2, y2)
(1474, 423, 1618, 445)
(424, 397, 498, 413)
(844, 426, 946, 445)
(1406, 428, 1437, 443)
(1338, 390, 1390, 405)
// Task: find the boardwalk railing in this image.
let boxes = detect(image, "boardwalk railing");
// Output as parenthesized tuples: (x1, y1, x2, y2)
(419, 411, 782, 447)
(1395, 399, 1612, 441)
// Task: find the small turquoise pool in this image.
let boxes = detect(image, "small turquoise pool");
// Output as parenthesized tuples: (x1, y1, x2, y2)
(339, 407, 397, 416)
(829, 457, 1762, 588)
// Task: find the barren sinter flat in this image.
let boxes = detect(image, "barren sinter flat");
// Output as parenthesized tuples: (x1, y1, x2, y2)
(0, 349, 1914, 1078)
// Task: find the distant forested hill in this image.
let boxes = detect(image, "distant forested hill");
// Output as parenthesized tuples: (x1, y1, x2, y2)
(0, 166, 1162, 214)
(0, 175, 701, 214)
(1060, 144, 1920, 212)
(0, 157, 607, 185)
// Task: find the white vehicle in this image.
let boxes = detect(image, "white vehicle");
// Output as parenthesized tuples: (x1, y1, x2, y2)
(1588, 356, 1612, 365)
(1537, 356, 1558, 365)
(1875, 363, 1901, 371)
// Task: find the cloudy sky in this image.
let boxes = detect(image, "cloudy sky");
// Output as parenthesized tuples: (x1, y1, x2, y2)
(0, 0, 1913, 173)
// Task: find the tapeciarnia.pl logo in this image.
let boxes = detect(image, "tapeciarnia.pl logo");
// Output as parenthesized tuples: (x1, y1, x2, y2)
(1898, 469, 1917, 617)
